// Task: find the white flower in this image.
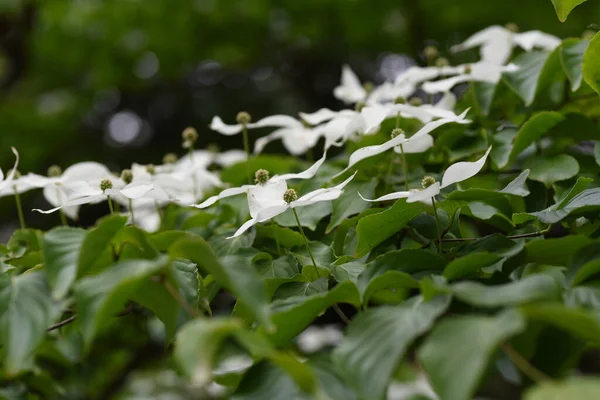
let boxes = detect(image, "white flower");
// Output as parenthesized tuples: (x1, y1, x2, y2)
(227, 172, 356, 239)
(210, 114, 302, 136)
(193, 152, 327, 209)
(253, 117, 323, 156)
(0, 147, 19, 193)
(0, 173, 51, 198)
(334, 65, 367, 104)
(296, 325, 343, 353)
(451, 25, 560, 65)
(394, 65, 465, 87)
(360, 146, 492, 204)
(421, 62, 519, 95)
(334, 109, 471, 177)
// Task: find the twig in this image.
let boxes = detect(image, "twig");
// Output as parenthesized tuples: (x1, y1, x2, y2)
(333, 304, 351, 325)
(441, 229, 549, 243)
(164, 280, 199, 317)
(502, 343, 550, 383)
(47, 315, 77, 331)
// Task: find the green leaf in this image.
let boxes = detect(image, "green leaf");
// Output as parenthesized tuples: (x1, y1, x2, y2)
(583, 32, 600, 96)
(444, 252, 502, 281)
(525, 188, 600, 223)
(560, 38, 588, 91)
(265, 281, 360, 346)
(232, 362, 310, 400)
(255, 225, 304, 248)
(274, 202, 332, 231)
(551, 0, 590, 21)
(355, 199, 423, 257)
(520, 303, 600, 344)
(0, 271, 60, 375)
(169, 235, 272, 329)
(333, 296, 449, 400)
(74, 256, 169, 348)
(526, 377, 600, 400)
(524, 154, 579, 187)
(220, 155, 299, 186)
(508, 112, 565, 162)
(41, 227, 85, 300)
(78, 215, 128, 275)
(451, 275, 561, 307)
(502, 51, 551, 105)
(568, 243, 600, 285)
(418, 310, 525, 400)
(326, 179, 377, 233)
(525, 235, 594, 266)
(500, 169, 530, 196)
(174, 318, 243, 386)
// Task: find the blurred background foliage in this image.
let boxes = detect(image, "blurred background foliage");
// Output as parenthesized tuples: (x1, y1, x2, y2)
(0, 0, 598, 232)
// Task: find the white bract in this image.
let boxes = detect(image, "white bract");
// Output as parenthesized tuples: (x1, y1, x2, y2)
(360, 146, 492, 204)
(253, 116, 323, 156)
(335, 109, 471, 177)
(193, 152, 327, 209)
(334, 65, 368, 104)
(451, 25, 560, 65)
(0, 147, 20, 193)
(421, 62, 519, 94)
(228, 172, 356, 239)
(210, 114, 302, 136)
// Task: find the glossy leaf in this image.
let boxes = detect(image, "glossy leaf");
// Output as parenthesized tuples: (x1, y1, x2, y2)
(525, 154, 579, 186)
(583, 32, 600, 96)
(551, 0, 590, 21)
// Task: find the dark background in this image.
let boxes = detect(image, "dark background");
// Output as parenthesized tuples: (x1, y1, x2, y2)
(0, 0, 598, 235)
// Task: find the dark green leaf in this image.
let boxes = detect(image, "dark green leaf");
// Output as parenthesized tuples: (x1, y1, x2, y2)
(560, 38, 588, 91)
(444, 252, 502, 281)
(503, 51, 551, 105)
(551, 0, 590, 21)
(583, 32, 600, 96)
(520, 303, 600, 344)
(508, 112, 564, 162)
(525, 377, 600, 400)
(524, 154, 579, 187)
(326, 179, 377, 232)
(41, 227, 85, 299)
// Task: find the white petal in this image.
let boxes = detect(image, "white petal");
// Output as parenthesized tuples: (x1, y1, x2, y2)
(333, 65, 366, 104)
(395, 133, 434, 154)
(290, 172, 356, 208)
(214, 149, 247, 167)
(253, 129, 285, 154)
(422, 75, 472, 94)
(434, 91, 457, 110)
(360, 105, 392, 134)
(226, 205, 289, 239)
(0, 147, 19, 193)
(395, 66, 442, 85)
(210, 116, 243, 136)
(247, 180, 287, 219)
(33, 194, 106, 214)
(335, 133, 408, 177)
(120, 182, 154, 199)
(411, 109, 471, 140)
(272, 152, 327, 182)
(406, 182, 440, 203)
(451, 25, 513, 65)
(62, 162, 111, 182)
(440, 146, 492, 189)
(513, 31, 560, 52)
(192, 186, 252, 208)
(281, 128, 321, 155)
(299, 108, 340, 125)
(358, 191, 411, 202)
(251, 114, 302, 129)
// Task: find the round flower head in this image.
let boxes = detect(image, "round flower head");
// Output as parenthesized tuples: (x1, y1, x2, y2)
(424, 45, 439, 62)
(182, 127, 198, 143)
(435, 57, 449, 68)
(236, 111, 251, 125)
(162, 153, 178, 164)
(505, 22, 519, 33)
(394, 96, 406, 104)
(422, 175, 437, 189)
(207, 143, 220, 153)
(283, 188, 298, 204)
(409, 97, 423, 107)
(254, 169, 270, 185)
(47, 165, 62, 177)
(100, 179, 113, 192)
(355, 101, 366, 112)
(13, 170, 21, 179)
(121, 169, 133, 185)
(463, 64, 473, 74)
(391, 128, 404, 139)
(362, 81, 374, 93)
(146, 164, 155, 175)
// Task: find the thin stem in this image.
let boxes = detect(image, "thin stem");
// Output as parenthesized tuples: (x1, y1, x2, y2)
(189, 146, 198, 198)
(502, 343, 550, 383)
(242, 124, 252, 184)
(384, 154, 395, 193)
(333, 304, 351, 324)
(107, 195, 115, 215)
(441, 227, 550, 243)
(399, 144, 408, 191)
(56, 186, 68, 226)
(431, 197, 442, 253)
(292, 208, 320, 278)
(47, 315, 77, 332)
(13, 187, 25, 229)
(128, 198, 135, 226)
(164, 280, 198, 317)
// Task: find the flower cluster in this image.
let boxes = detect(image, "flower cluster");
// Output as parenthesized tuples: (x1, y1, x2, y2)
(1, 24, 559, 237)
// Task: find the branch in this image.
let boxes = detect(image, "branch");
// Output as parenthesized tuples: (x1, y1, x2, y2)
(502, 343, 550, 383)
(441, 229, 549, 243)
(47, 315, 77, 332)
(164, 280, 199, 317)
(333, 304, 351, 325)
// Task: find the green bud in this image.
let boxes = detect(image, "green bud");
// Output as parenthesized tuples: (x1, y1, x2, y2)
(409, 97, 423, 107)
(207, 143, 220, 153)
(583, 30, 595, 40)
(435, 57, 449, 68)
(422, 176, 436, 189)
(100, 179, 113, 192)
(363, 81, 374, 93)
(391, 128, 404, 139)
(355, 101, 366, 112)
(283, 188, 298, 204)
(394, 96, 406, 104)
(182, 127, 198, 143)
(254, 169, 270, 185)
(121, 169, 133, 185)
(47, 165, 62, 177)
(463, 64, 473, 74)
(13, 169, 21, 179)
(424, 45, 439, 62)
(146, 164, 155, 175)
(162, 152, 178, 164)
(505, 22, 519, 33)
(236, 111, 251, 125)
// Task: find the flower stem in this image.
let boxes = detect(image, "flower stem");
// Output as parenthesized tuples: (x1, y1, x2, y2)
(431, 197, 442, 253)
(56, 187, 68, 226)
(128, 198, 135, 226)
(399, 144, 408, 191)
(384, 154, 395, 193)
(13, 187, 25, 229)
(501, 343, 550, 383)
(107, 195, 115, 215)
(292, 208, 320, 278)
(242, 125, 252, 184)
